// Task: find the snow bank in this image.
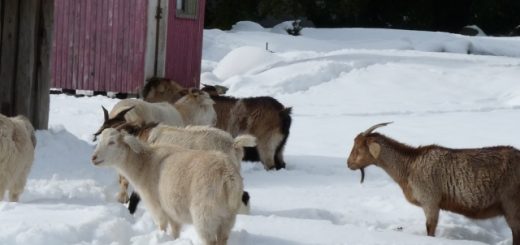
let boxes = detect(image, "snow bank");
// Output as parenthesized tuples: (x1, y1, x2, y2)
(204, 23, 520, 63)
(213, 46, 282, 80)
(271, 21, 294, 34)
(231, 21, 266, 32)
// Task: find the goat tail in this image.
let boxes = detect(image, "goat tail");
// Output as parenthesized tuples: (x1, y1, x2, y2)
(274, 107, 292, 170)
(279, 107, 292, 137)
(233, 134, 257, 148)
(128, 191, 141, 214)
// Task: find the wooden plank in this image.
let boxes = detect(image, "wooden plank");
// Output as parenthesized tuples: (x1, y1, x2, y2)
(136, 0, 146, 91)
(114, 0, 124, 93)
(94, 0, 103, 91)
(102, 0, 111, 91)
(0, 0, 19, 116)
(0, 0, 4, 66)
(53, 0, 60, 88)
(33, 0, 53, 129)
(52, 0, 63, 89)
(130, 0, 143, 93)
(71, 0, 80, 89)
(122, 0, 131, 93)
(107, 0, 117, 92)
(0, 0, 52, 128)
(140, 0, 148, 88)
(87, 0, 96, 91)
(116, 0, 124, 92)
(82, 0, 91, 90)
(76, 0, 84, 90)
(64, 0, 72, 89)
(15, 0, 40, 117)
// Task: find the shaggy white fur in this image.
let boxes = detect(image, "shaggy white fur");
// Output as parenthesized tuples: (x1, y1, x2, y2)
(0, 114, 36, 202)
(93, 129, 242, 245)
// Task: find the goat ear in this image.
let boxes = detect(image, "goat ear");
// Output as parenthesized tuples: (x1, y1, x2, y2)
(122, 134, 145, 154)
(179, 89, 188, 96)
(368, 142, 381, 159)
(102, 106, 109, 121)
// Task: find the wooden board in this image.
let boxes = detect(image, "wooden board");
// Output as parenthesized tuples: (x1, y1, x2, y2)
(0, 0, 52, 129)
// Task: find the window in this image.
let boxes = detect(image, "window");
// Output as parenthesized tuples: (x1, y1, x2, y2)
(176, 0, 198, 19)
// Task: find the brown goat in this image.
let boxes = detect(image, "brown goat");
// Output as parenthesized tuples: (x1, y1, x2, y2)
(201, 83, 228, 96)
(141, 77, 185, 104)
(142, 80, 292, 170)
(347, 122, 520, 244)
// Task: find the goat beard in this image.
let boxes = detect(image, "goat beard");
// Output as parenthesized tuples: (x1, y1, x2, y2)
(360, 167, 365, 184)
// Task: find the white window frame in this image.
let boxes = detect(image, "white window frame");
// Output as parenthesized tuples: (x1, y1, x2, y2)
(176, 0, 198, 19)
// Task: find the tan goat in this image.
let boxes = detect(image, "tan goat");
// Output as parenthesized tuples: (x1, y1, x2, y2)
(0, 114, 36, 202)
(93, 88, 216, 141)
(141, 77, 186, 104)
(92, 128, 243, 245)
(347, 122, 520, 244)
(116, 122, 255, 215)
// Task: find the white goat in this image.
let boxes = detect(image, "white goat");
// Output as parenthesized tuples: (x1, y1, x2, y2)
(117, 123, 256, 214)
(92, 128, 242, 245)
(93, 89, 216, 140)
(0, 114, 36, 202)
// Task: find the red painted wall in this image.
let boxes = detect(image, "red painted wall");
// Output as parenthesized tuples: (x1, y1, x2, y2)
(165, 0, 206, 88)
(52, 0, 148, 93)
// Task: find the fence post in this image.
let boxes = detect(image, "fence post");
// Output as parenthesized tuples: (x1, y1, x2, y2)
(0, 0, 52, 129)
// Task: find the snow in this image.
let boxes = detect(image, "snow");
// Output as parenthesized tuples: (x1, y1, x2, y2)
(271, 21, 294, 35)
(231, 21, 266, 33)
(464, 25, 487, 36)
(2, 23, 520, 244)
(213, 46, 281, 80)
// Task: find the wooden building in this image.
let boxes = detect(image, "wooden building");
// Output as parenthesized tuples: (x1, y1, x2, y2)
(0, 0, 54, 129)
(52, 0, 206, 94)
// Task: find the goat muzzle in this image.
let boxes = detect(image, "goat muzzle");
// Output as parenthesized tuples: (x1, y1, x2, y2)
(91, 155, 101, 165)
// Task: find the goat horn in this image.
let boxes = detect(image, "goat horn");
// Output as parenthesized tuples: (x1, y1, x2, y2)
(101, 106, 109, 122)
(362, 122, 393, 136)
(115, 106, 135, 120)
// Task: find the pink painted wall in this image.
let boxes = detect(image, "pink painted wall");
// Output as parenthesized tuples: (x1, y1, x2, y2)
(52, 0, 148, 93)
(165, 0, 206, 88)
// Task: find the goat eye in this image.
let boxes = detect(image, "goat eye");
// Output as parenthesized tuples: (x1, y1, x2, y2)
(108, 141, 115, 145)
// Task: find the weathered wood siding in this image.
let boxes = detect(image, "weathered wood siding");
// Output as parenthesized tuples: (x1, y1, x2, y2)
(165, 0, 205, 88)
(0, 0, 53, 129)
(52, 0, 148, 93)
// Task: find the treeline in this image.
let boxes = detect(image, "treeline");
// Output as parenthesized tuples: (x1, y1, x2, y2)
(204, 0, 520, 36)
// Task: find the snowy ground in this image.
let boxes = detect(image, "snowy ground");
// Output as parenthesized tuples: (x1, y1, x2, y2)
(1, 23, 520, 244)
